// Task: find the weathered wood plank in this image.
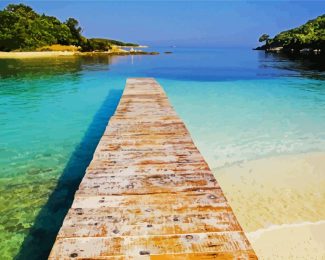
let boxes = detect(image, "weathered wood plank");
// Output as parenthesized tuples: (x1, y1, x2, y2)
(57, 210, 241, 238)
(49, 78, 256, 259)
(50, 232, 253, 259)
(72, 188, 227, 207)
(86, 162, 210, 176)
(76, 172, 218, 196)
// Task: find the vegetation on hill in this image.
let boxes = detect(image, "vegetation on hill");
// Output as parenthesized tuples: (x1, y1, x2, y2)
(0, 4, 139, 52)
(81, 38, 138, 52)
(257, 14, 325, 54)
(96, 38, 139, 47)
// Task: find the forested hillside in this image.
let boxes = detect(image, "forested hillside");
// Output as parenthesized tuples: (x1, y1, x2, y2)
(257, 14, 325, 53)
(0, 4, 138, 51)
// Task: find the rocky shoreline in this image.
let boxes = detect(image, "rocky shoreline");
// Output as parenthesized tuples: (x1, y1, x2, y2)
(254, 45, 323, 55)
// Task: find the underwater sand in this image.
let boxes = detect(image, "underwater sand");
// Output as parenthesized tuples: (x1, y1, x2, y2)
(215, 152, 325, 259)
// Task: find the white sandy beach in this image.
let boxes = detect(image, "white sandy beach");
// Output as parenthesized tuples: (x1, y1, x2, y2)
(0, 51, 79, 59)
(214, 152, 325, 259)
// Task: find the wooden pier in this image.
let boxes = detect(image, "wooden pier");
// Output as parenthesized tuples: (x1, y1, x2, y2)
(49, 78, 256, 259)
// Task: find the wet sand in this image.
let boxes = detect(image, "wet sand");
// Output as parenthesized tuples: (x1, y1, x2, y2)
(214, 152, 325, 259)
(247, 221, 325, 259)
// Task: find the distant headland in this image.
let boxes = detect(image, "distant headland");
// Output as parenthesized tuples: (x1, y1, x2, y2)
(255, 14, 325, 56)
(0, 4, 159, 58)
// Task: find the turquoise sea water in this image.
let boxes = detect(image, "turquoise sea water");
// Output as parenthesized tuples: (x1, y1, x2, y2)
(0, 48, 325, 259)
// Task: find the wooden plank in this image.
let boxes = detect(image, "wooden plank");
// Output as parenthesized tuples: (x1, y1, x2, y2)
(76, 172, 219, 196)
(49, 78, 256, 259)
(71, 189, 227, 208)
(50, 232, 253, 259)
(86, 162, 210, 175)
(57, 210, 241, 238)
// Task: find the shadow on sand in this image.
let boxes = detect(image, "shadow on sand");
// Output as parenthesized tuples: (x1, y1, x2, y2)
(15, 89, 123, 260)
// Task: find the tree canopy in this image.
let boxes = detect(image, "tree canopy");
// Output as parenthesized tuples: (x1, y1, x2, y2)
(0, 4, 138, 51)
(258, 14, 325, 52)
(258, 34, 269, 43)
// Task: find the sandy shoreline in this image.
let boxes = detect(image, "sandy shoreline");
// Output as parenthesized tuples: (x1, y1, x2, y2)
(0, 50, 158, 59)
(247, 220, 325, 259)
(0, 51, 79, 59)
(214, 152, 325, 259)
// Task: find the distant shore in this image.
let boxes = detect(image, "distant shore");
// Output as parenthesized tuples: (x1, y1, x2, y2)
(0, 50, 159, 59)
(214, 152, 325, 259)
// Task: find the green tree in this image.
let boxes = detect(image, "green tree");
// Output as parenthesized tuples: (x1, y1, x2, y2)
(258, 14, 325, 52)
(0, 10, 20, 51)
(259, 34, 270, 43)
(0, 4, 82, 51)
(0, 3, 138, 51)
(65, 18, 82, 45)
(5, 3, 38, 19)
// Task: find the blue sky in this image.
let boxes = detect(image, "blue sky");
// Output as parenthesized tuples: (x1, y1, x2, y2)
(1, 1, 324, 47)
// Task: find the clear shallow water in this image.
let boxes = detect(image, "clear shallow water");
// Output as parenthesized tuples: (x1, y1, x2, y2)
(0, 48, 325, 259)
(163, 78, 325, 168)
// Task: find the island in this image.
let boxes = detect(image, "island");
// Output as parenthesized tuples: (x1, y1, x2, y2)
(255, 14, 325, 56)
(0, 4, 159, 58)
